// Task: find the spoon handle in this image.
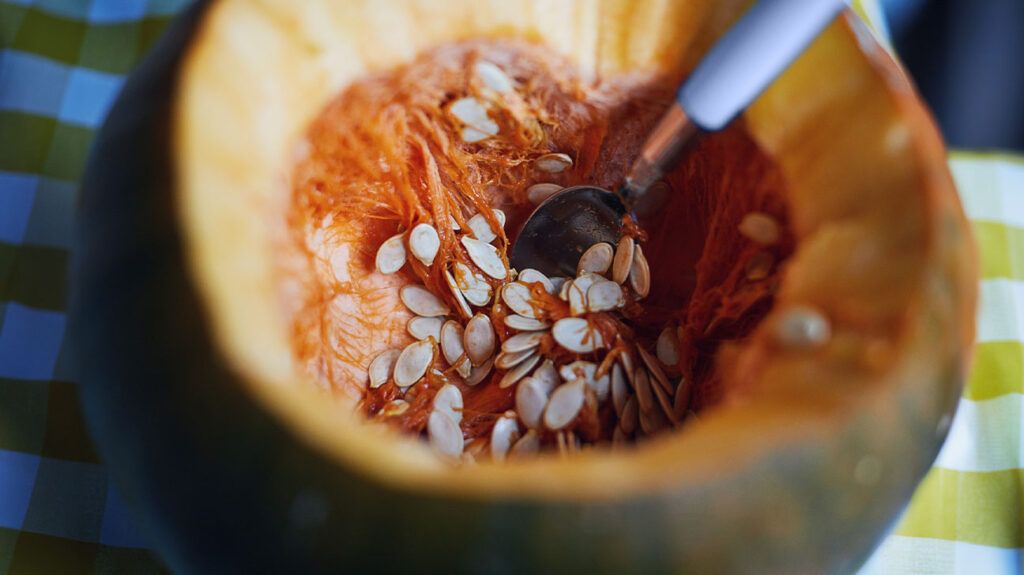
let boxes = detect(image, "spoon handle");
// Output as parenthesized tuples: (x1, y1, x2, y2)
(622, 0, 848, 202)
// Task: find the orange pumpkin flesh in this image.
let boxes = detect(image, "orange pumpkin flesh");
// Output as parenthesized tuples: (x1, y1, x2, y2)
(283, 40, 792, 448)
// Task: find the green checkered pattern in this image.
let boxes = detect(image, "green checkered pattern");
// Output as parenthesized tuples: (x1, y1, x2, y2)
(0, 1, 1020, 573)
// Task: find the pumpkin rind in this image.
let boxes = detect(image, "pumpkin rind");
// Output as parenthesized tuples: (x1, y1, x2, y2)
(72, 1, 975, 573)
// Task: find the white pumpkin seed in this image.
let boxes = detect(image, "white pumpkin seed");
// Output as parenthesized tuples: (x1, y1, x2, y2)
(629, 245, 651, 298)
(504, 314, 550, 331)
(510, 429, 540, 457)
(432, 383, 464, 424)
(517, 268, 555, 293)
(380, 399, 410, 417)
(543, 379, 586, 430)
(638, 346, 673, 396)
(515, 376, 551, 429)
(611, 236, 635, 284)
(490, 412, 520, 462)
(428, 411, 464, 459)
(467, 209, 506, 243)
(400, 285, 450, 317)
(453, 262, 492, 307)
(495, 347, 536, 370)
(672, 377, 691, 419)
(620, 396, 639, 434)
(463, 313, 496, 366)
(501, 282, 538, 318)
(532, 359, 559, 391)
(375, 233, 407, 274)
(559, 278, 573, 301)
(567, 281, 587, 316)
(498, 352, 540, 388)
(527, 183, 563, 205)
(633, 367, 655, 414)
(440, 321, 470, 377)
(775, 305, 831, 349)
(534, 152, 573, 173)
(586, 280, 624, 312)
(549, 276, 569, 294)
(619, 351, 636, 386)
(738, 212, 781, 245)
(368, 349, 401, 388)
(656, 326, 680, 369)
(474, 61, 514, 93)
(639, 402, 669, 435)
(461, 236, 507, 280)
(450, 97, 498, 140)
(407, 316, 444, 341)
(559, 361, 597, 383)
(502, 331, 545, 354)
(393, 339, 435, 388)
(449, 216, 461, 231)
(465, 357, 494, 386)
(611, 363, 629, 416)
(577, 242, 614, 276)
(443, 269, 473, 318)
(409, 223, 440, 266)
(648, 375, 679, 426)
(552, 317, 605, 353)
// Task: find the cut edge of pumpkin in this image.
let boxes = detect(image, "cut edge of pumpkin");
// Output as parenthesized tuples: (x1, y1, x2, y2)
(174, 0, 974, 500)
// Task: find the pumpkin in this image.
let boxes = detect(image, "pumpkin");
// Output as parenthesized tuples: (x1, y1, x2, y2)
(72, 0, 976, 573)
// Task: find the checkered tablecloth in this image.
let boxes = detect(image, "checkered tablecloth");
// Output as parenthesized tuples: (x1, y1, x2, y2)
(0, 1, 1020, 573)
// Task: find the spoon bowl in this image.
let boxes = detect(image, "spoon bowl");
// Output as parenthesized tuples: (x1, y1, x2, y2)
(509, 186, 627, 278)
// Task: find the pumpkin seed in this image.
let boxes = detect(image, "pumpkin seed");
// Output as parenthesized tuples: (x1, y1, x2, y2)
(407, 316, 444, 341)
(454, 262, 492, 306)
(577, 242, 613, 276)
(474, 61, 514, 93)
(380, 399, 410, 417)
(648, 373, 679, 426)
(465, 357, 494, 386)
(502, 331, 545, 354)
(464, 314, 496, 366)
(409, 223, 440, 266)
(620, 396, 639, 434)
(611, 236, 635, 284)
(467, 209, 506, 243)
(533, 359, 559, 390)
(639, 401, 669, 435)
(638, 346, 673, 396)
(527, 183, 563, 205)
(490, 412, 520, 462)
(611, 363, 629, 416)
(510, 429, 540, 457)
(433, 383, 464, 424)
(394, 339, 435, 388)
(501, 282, 538, 318)
(775, 305, 831, 348)
(498, 352, 540, 388)
(368, 349, 401, 388)
(656, 326, 680, 369)
(400, 285, 450, 317)
(558, 278, 573, 301)
(440, 321, 471, 378)
(461, 236, 507, 280)
(517, 268, 555, 293)
(544, 379, 586, 430)
(504, 314, 550, 331)
(586, 280, 624, 312)
(515, 376, 551, 429)
(738, 212, 781, 245)
(534, 152, 573, 173)
(375, 233, 407, 274)
(450, 97, 498, 141)
(428, 411, 464, 459)
(672, 376, 691, 419)
(629, 245, 651, 298)
(745, 251, 774, 280)
(559, 360, 596, 383)
(619, 351, 636, 387)
(567, 281, 587, 316)
(612, 425, 629, 448)
(552, 317, 605, 353)
(443, 269, 473, 318)
(633, 367, 655, 414)
(495, 348, 536, 370)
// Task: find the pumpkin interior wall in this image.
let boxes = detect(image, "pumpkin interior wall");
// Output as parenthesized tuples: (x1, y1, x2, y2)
(280, 39, 790, 426)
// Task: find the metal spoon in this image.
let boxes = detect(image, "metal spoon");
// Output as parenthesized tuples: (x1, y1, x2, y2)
(511, 0, 848, 277)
